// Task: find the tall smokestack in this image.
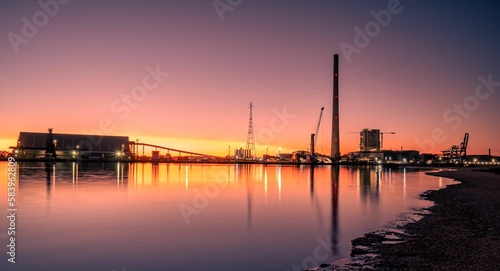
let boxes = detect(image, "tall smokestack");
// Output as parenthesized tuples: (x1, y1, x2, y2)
(331, 54, 340, 160)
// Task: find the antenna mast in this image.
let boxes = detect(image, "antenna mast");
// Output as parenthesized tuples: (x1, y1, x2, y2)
(246, 102, 255, 158)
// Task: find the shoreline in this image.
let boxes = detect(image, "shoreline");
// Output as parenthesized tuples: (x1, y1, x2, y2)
(328, 168, 500, 270)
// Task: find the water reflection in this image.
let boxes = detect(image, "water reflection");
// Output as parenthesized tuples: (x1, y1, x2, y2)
(310, 166, 315, 199)
(45, 163, 54, 199)
(264, 166, 268, 204)
(331, 166, 339, 255)
(72, 162, 78, 186)
(277, 165, 282, 203)
(357, 166, 381, 204)
(185, 165, 189, 190)
(247, 165, 253, 233)
(152, 163, 159, 184)
(6, 162, 456, 271)
(40, 162, 132, 199)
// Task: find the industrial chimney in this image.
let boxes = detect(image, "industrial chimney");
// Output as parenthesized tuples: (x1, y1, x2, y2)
(331, 54, 340, 160)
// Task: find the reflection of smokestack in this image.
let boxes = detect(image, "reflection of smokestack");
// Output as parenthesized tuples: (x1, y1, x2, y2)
(331, 54, 340, 160)
(331, 166, 339, 254)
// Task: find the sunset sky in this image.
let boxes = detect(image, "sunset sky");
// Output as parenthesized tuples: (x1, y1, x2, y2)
(1, 0, 499, 156)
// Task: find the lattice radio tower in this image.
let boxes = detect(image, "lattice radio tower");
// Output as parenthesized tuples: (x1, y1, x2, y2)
(246, 102, 255, 158)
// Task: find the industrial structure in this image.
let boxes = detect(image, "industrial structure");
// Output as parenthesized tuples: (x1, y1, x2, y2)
(356, 129, 396, 152)
(380, 131, 396, 150)
(12, 129, 131, 160)
(441, 133, 469, 163)
(343, 128, 420, 164)
(331, 54, 340, 161)
(45, 128, 57, 159)
(310, 107, 325, 162)
(10, 129, 224, 162)
(128, 141, 222, 162)
(234, 102, 256, 160)
(6, 55, 485, 166)
(360, 129, 380, 151)
(246, 102, 256, 158)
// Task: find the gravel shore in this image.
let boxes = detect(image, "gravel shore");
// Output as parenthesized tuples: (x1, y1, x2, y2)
(334, 168, 500, 271)
(315, 167, 500, 271)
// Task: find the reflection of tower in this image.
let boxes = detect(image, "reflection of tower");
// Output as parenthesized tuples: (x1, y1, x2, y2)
(246, 102, 255, 158)
(45, 163, 55, 199)
(309, 166, 315, 200)
(310, 166, 325, 231)
(358, 167, 380, 204)
(331, 166, 339, 255)
(331, 55, 340, 160)
(246, 165, 253, 234)
(152, 163, 159, 185)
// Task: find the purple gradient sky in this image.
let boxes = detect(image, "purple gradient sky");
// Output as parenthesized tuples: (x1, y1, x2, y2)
(1, 0, 499, 156)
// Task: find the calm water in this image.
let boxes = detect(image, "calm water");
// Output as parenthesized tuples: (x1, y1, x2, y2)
(0, 162, 455, 271)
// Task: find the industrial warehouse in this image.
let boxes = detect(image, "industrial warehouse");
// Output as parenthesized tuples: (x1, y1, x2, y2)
(10, 129, 223, 162)
(11, 129, 131, 160)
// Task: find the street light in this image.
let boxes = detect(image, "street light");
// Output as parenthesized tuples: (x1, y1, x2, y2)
(116, 151, 123, 161)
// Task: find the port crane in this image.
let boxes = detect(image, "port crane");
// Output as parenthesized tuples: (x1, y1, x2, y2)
(380, 132, 396, 150)
(441, 133, 469, 163)
(310, 107, 325, 161)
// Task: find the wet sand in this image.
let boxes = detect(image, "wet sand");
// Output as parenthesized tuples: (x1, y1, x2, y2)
(365, 168, 500, 270)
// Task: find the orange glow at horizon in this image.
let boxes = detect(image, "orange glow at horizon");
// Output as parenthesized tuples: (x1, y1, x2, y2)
(1, 131, 497, 156)
(0, 132, 363, 157)
(1, 2, 499, 157)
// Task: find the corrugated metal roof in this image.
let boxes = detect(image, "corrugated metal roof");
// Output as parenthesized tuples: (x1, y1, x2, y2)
(17, 132, 130, 152)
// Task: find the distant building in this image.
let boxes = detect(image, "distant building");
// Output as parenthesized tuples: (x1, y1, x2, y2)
(292, 150, 310, 163)
(360, 129, 380, 151)
(278, 153, 293, 161)
(383, 150, 420, 164)
(234, 148, 252, 159)
(347, 151, 383, 163)
(12, 131, 131, 160)
(346, 150, 420, 164)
